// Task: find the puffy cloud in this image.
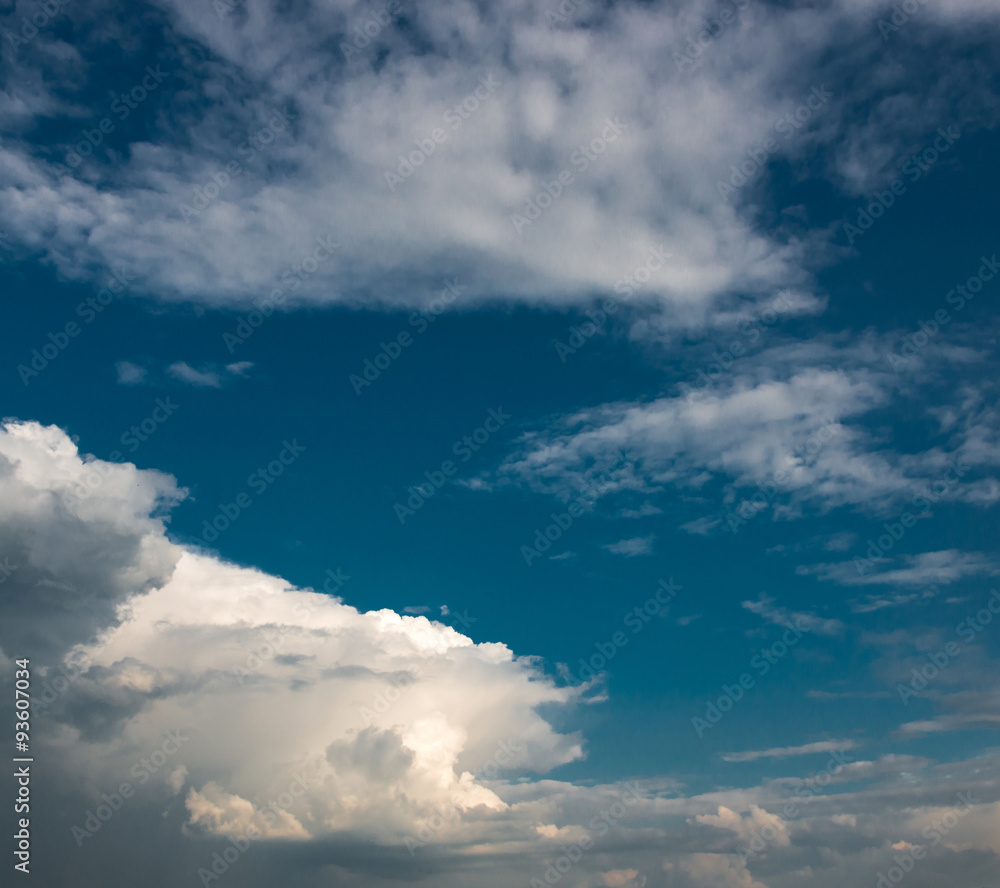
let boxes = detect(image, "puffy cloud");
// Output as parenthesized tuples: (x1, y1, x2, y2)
(0, 421, 582, 847)
(1, 0, 998, 323)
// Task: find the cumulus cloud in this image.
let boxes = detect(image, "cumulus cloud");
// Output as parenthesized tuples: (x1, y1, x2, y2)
(0, 421, 583, 848)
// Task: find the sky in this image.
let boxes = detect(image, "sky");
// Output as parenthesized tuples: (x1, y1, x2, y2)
(1, 1, 1000, 887)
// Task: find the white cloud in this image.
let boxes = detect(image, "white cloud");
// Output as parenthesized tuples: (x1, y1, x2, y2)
(742, 594, 844, 637)
(722, 740, 859, 763)
(1, 0, 998, 324)
(116, 360, 148, 385)
(801, 550, 1000, 587)
(166, 361, 222, 387)
(602, 534, 655, 558)
(166, 360, 254, 387)
(0, 420, 584, 845)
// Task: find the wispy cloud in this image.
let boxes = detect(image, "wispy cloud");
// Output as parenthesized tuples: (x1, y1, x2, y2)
(602, 535, 655, 558)
(115, 360, 148, 385)
(167, 361, 255, 388)
(800, 550, 1000, 588)
(742, 594, 843, 636)
(721, 739, 858, 763)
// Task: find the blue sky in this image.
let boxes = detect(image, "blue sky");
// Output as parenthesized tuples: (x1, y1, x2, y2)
(1, 2, 1000, 887)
